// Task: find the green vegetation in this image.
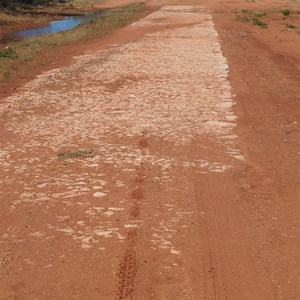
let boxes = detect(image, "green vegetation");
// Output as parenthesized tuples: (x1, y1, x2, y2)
(252, 18, 268, 28)
(0, 11, 46, 27)
(0, 3, 144, 81)
(236, 9, 268, 28)
(282, 9, 291, 16)
(71, 0, 104, 9)
(0, 0, 67, 9)
(58, 149, 96, 159)
(240, 9, 267, 18)
(0, 47, 18, 58)
(285, 23, 297, 28)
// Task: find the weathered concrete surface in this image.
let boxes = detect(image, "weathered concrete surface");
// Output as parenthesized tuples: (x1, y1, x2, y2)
(0, 4, 299, 300)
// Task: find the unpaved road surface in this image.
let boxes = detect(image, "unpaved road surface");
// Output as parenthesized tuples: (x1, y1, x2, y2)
(0, 2, 299, 300)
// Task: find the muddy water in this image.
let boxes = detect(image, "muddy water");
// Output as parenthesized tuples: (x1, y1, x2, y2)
(6, 9, 108, 40)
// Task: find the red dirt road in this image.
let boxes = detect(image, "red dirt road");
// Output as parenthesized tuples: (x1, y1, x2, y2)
(0, 1, 299, 299)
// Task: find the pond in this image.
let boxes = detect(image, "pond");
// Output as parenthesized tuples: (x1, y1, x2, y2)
(6, 10, 108, 40)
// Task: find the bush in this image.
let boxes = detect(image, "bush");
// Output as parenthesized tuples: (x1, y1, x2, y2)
(286, 24, 297, 29)
(0, 47, 18, 59)
(252, 18, 268, 28)
(282, 9, 291, 16)
(0, 0, 61, 8)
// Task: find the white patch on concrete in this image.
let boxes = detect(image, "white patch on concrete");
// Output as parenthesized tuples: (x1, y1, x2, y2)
(93, 192, 107, 198)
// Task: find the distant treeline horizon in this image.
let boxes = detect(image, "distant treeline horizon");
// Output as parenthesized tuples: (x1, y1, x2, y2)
(0, 0, 68, 8)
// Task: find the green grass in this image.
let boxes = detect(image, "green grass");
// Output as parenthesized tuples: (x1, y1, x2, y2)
(252, 18, 268, 28)
(0, 11, 46, 26)
(0, 2, 144, 81)
(71, 0, 104, 9)
(241, 9, 268, 17)
(282, 9, 291, 16)
(0, 47, 18, 58)
(236, 9, 268, 28)
(285, 23, 297, 28)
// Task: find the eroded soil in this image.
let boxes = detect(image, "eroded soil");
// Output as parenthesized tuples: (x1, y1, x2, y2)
(0, 0, 299, 299)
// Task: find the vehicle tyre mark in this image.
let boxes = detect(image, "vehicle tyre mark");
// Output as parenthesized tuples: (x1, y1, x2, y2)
(116, 135, 147, 299)
(116, 229, 138, 300)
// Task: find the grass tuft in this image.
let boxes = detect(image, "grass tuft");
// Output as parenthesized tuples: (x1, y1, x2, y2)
(282, 9, 291, 16)
(285, 23, 297, 28)
(252, 18, 268, 28)
(0, 46, 18, 58)
(236, 9, 268, 28)
(58, 149, 96, 159)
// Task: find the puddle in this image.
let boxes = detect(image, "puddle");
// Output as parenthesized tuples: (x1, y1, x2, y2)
(5, 10, 108, 40)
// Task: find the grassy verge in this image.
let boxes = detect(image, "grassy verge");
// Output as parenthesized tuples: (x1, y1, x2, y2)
(0, 2, 144, 82)
(0, 0, 102, 12)
(235, 9, 269, 28)
(70, 0, 104, 9)
(235, 8, 300, 29)
(0, 11, 48, 26)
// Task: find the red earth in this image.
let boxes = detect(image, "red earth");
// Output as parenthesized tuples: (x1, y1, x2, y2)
(0, 0, 299, 299)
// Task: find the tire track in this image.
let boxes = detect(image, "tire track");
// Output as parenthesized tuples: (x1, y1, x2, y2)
(116, 229, 138, 300)
(116, 134, 148, 299)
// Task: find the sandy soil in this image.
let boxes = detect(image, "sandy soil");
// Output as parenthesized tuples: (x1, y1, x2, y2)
(0, 0, 299, 299)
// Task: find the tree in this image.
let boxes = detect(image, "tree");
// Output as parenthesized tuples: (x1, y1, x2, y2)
(0, 0, 53, 8)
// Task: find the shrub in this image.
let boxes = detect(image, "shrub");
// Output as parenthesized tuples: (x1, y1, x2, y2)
(286, 24, 297, 29)
(0, 0, 66, 8)
(253, 18, 268, 28)
(282, 9, 291, 16)
(0, 47, 18, 59)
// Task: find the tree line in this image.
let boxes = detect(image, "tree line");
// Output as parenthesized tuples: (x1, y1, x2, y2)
(0, 0, 67, 8)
